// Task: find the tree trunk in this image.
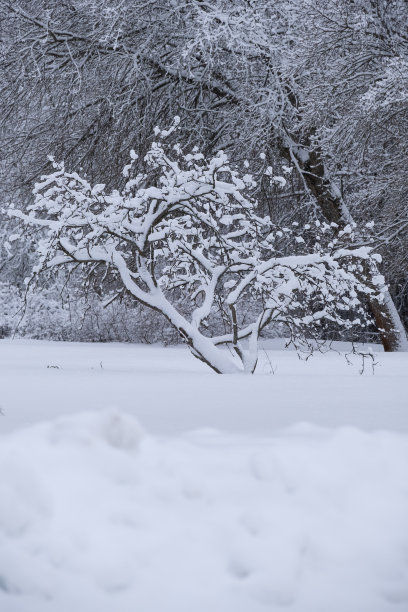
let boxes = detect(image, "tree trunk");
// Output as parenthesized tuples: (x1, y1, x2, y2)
(153, 296, 241, 374)
(282, 136, 408, 351)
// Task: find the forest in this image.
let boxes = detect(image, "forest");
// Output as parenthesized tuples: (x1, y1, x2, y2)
(1, 0, 407, 357)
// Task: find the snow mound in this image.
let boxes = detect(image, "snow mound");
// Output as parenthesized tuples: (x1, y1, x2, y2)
(0, 412, 408, 612)
(46, 408, 144, 450)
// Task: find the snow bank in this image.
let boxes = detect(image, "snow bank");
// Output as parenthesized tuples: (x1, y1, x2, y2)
(1, 410, 408, 612)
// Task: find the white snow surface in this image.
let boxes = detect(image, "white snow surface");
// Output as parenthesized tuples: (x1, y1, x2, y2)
(1, 339, 408, 612)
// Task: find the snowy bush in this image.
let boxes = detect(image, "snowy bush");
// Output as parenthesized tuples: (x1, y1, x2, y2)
(0, 283, 69, 340)
(0, 281, 180, 344)
(9, 122, 385, 373)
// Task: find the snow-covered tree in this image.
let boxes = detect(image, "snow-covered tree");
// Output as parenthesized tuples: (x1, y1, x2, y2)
(288, 0, 408, 349)
(8, 125, 384, 373)
(2, 0, 406, 351)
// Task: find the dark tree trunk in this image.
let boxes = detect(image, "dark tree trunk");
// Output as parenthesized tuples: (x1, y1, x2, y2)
(281, 135, 408, 351)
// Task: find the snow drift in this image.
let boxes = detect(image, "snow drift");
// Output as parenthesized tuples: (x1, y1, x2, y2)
(1, 410, 408, 612)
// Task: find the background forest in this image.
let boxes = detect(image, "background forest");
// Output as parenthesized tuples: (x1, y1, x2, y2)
(1, 0, 407, 348)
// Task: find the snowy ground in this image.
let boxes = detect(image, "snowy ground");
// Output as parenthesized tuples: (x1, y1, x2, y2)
(1, 339, 408, 612)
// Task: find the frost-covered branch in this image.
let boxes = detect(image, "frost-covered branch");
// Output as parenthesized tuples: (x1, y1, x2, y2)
(8, 125, 382, 373)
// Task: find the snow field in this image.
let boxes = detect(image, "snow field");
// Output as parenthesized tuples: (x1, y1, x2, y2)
(1, 339, 408, 612)
(1, 409, 408, 612)
(1, 339, 408, 435)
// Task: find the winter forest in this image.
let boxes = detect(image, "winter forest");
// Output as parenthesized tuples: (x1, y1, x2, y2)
(0, 1, 408, 611)
(1, 0, 408, 357)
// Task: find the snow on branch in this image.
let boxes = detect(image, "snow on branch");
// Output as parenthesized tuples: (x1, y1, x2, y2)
(8, 123, 383, 373)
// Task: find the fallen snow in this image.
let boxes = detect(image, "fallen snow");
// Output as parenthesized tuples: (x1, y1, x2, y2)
(1, 339, 408, 435)
(1, 410, 408, 612)
(0, 340, 408, 611)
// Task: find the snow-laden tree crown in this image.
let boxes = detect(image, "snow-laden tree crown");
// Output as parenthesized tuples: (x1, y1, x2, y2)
(9, 124, 384, 373)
